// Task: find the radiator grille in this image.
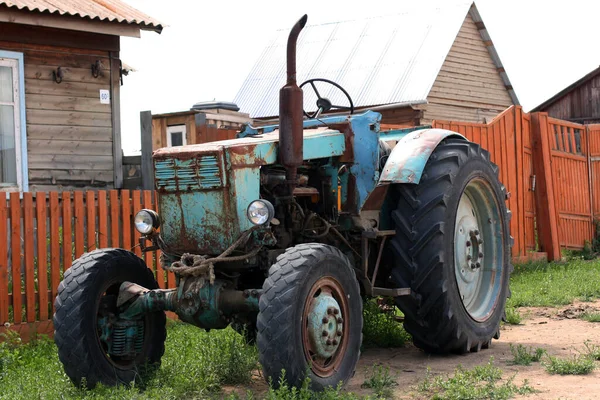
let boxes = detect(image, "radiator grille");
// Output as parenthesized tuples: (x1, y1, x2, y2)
(155, 154, 223, 191)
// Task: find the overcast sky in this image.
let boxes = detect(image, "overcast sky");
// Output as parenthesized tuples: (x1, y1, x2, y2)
(119, 0, 600, 154)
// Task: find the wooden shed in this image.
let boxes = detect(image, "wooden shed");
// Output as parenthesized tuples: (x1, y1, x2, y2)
(234, 2, 518, 127)
(0, 0, 162, 192)
(531, 66, 600, 124)
(148, 102, 252, 151)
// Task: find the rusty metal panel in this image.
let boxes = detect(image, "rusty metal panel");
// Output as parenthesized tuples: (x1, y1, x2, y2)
(0, 0, 162, 32)
(155, 153, 224, 192)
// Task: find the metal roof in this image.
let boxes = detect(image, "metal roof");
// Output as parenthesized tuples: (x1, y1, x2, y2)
(234, 1, 499, 118)
(0, 0, 162, 32)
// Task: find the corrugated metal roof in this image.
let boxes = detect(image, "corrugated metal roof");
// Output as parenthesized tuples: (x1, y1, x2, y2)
(234, 1, 475, 118)
(0, 0, 162, 32)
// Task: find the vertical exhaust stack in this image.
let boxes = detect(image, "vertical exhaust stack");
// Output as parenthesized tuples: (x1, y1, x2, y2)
(279, 14, 308, 197)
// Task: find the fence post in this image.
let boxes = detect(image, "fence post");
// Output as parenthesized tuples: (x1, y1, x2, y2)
(531, 112, 561, 261)
(140, 111, 154, 190)
(586, 125, 595, 240)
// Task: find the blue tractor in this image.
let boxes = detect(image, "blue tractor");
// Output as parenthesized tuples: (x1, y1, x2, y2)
(54, 15, 511, 390)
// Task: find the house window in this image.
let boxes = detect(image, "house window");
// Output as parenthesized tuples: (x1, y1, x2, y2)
(167, 125, 187, 147)
(0, 51, 27, 192)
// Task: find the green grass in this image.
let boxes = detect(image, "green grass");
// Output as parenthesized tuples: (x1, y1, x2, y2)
(509, 258, 600, 307)
(0, 300, 407, 400)
(417, 358, 535, 400)
(504, 308, 522, 325)
(581, 312, 600, 322)
(361, 365, 397, 399)
(544, 354, 595, 375)
(0, 322, 258, 399)
(508, 344, 545, 366)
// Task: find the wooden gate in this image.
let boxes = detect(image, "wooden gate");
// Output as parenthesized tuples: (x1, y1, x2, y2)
(589, 125, 600, 220)
(546, 118, 594, 248)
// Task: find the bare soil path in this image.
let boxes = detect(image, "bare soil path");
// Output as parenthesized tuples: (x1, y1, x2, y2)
(228, 301, 600, 399)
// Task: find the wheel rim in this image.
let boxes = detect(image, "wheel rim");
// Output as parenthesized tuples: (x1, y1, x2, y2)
(302, 276, 349, 377)
(454, 177, 504, 322)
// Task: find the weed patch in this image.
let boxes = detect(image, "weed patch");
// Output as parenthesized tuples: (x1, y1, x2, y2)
(256, 371, 366, 400)
(508, 344, 545, 366)
(417, 358, 535, 400)
(362, 298, 411, 348)
(581, 312, 600, 322)
(504, 308, 522, 325)
(544, 354, 595, 375)
(361, 365, 397, 398)
(581, 341, 600, 360)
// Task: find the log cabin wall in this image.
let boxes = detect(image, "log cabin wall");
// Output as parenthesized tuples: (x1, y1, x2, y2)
(0, 22, 120, 192)
(421, 14, 514, 124)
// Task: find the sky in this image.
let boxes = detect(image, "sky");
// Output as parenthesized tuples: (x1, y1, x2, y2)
(119, 0, 600, 154)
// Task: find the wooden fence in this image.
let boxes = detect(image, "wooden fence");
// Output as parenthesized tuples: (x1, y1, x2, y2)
(2, 107, 600, 340)
(0, 190, 174, 341)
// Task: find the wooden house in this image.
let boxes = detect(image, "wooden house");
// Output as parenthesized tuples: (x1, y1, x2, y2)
(531, 66, 600, 124)
(0, 0, 162, 192)
(234, 2, 518, 127)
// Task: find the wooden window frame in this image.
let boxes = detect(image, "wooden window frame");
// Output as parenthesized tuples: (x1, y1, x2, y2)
(166, 125, 187, 147)
(0, 50, 27, 192)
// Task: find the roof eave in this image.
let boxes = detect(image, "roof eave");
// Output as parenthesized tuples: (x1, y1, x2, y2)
(468, 3, 520, 106)
(0, 3, 163, 36)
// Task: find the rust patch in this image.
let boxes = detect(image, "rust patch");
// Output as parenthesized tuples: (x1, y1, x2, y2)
(361, 185, 389, 211)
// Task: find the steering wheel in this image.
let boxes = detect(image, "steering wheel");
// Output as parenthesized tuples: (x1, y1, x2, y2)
(299, 78, 354, 119)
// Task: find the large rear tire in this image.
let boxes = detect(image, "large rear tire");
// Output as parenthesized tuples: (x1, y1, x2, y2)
(257, 244, 362, 390)
(390, 138, 511, 354)
(53, 249, 166, 387)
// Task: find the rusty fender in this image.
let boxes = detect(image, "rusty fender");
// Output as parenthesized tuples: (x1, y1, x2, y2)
(378, 128, 465, 185)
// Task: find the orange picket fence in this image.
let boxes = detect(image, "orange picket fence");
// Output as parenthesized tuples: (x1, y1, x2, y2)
(0, 190, 174, 341)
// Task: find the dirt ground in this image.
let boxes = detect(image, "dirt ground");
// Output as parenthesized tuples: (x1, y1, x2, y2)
(232, 300, 600, 399)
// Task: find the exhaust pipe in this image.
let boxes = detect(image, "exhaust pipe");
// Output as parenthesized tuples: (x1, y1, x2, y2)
(279, 14, 308, 196)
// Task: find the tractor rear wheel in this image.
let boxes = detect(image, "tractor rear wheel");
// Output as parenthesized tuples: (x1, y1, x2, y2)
(390, 138, 511, 354)
(257, 243, 362, 390)
(53, 249, 166, 387)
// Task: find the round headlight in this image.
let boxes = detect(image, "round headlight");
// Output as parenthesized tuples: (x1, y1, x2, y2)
(247, 200, 275, 225)
(134, 209, 160, 234)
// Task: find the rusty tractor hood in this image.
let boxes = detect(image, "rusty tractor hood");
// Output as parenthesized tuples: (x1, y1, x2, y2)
(152, 127, 345, 255)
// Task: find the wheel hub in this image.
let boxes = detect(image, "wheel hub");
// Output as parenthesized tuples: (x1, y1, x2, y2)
(454, 178, 504, 322)
(302, 276, 349, 377)
(306, 293, 343, 359)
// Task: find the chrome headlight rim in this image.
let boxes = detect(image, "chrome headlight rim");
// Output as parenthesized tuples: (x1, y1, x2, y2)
(134, 209, 161, 234)
(247, 199, 275, 226)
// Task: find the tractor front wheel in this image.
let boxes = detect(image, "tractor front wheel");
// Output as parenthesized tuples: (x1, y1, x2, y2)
(390, 138, 511, 354)
(257, 244, 362, 390)
(53, 249, 166, 387)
